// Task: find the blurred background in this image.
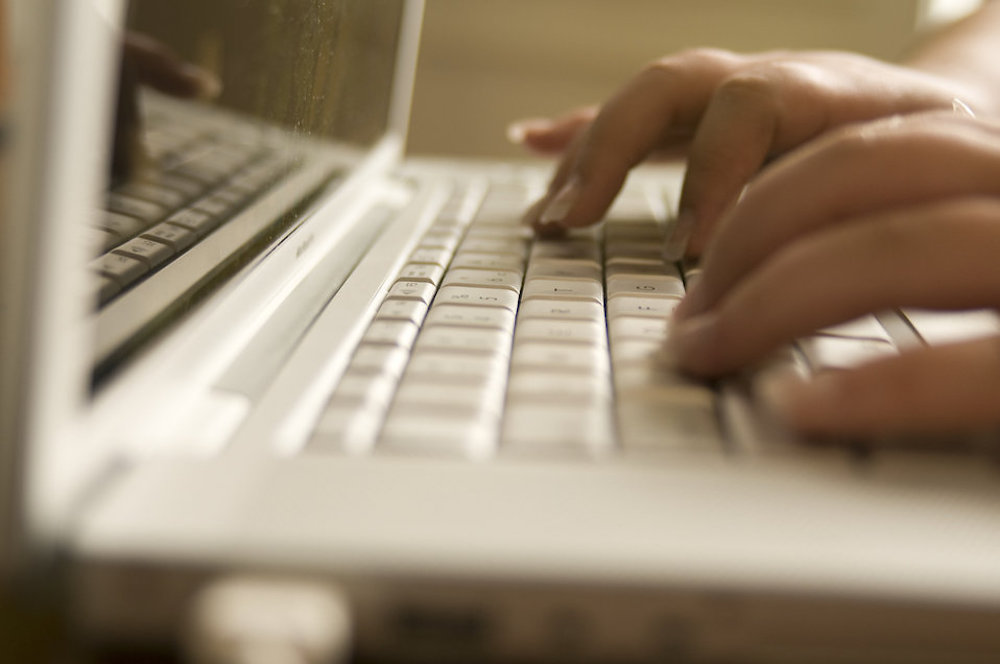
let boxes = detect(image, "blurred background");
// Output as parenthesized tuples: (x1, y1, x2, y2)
(408, 0, 982, 157)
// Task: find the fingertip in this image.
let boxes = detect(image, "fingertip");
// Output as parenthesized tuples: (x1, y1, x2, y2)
(185, 66, 222, 99)
(507, 118, 563, 152)
(533, 220, 569, 238)
(538, 176, 582, 226)
(506, 118, 552, 144)
(521, 196, 546, 226)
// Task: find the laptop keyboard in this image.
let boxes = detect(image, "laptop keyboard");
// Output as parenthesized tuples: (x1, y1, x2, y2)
(306, 175, 719, 458)
(90, 110, 295, 307)
(307, 173, 908, 459)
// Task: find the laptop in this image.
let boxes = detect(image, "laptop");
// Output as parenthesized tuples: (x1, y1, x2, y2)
(6, 0, 1000, 661)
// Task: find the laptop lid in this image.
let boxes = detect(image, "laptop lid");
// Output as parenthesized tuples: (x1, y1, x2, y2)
(1, 0, 424, 577)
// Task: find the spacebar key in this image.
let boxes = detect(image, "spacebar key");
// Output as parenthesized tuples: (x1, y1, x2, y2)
(379, 409, 497, 459)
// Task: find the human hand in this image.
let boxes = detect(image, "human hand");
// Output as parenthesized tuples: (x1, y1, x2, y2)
(668, 111, 1000, 437)
(113, 34, 220, 181)
(515, 49, 983, 254)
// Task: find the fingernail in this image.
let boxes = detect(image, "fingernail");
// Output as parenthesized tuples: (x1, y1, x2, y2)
(506, 118, 553, 144)
(521, 197, 547, 227)
(663, 209, 695, 262)
(539, 176, 582, 226)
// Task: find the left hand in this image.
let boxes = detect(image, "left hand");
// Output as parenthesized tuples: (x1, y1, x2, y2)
(669, 111, 1000, 437)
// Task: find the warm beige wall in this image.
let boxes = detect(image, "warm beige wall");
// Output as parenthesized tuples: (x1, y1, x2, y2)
(408, 0, 925, 158)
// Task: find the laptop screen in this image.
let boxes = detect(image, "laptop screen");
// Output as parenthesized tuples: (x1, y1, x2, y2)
(123, 0, 404, 150)
(91, 0, 407, 375)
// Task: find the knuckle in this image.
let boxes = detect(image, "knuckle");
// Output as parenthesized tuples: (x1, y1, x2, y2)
(714, 71, 780, 109)
(644, 48, 738, 80)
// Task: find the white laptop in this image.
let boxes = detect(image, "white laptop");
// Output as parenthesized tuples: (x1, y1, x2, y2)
(6, 0, 1000, 661)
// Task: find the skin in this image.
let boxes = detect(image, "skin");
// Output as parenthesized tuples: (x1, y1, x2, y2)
(113, 34, 220, 181)
(512, 6, 1000, 438)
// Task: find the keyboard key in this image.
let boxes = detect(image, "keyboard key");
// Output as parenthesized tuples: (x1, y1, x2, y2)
(506, 371, 611, 404)
(816, 315, 891, 341)
(380, 409, 496, 459)
(618, 398, 722, 454)
(609, 339, 664, 367)
(408, 246, 452, 266)
(521, 278, 603, 303)
(609, 316, 671, 344)
(531, 239, 601, 263)
(141, 222, 197, 253)
(107, 193, 166, 224)
(89, 227, 119, 254)
(606, 296, 679, 320)
(348, 344, 409, 378)
(375, 299, 429, 326)
(514, 319, 607, 346)
(464, 225, 532, 240)
(502, 402, 614, 457)
(362, 320, 419, 348)
(416, 326, 512, 356)
(525, 260, 602, 282)
(310, 406, 383, 455)
(387, 280, 437, 304)
(115, 182, 188, 209)
(330, 371, 397, 410)
(424, 305, 515, 331)
(510, 342, 609, 374)
(94, 275, 121, 305)
(435, 286, 519, 311)
(613, 364, 707, 397)
(605, 258, 680, 278)
(797, 335, 896, 372)
(397, 263, 445, 284)
(406, 351, 507, 384)
(394, 378, 505, 416)
(442, 268, 522, 291)
(606, 274, 684, 299)
(451, 252, 524, 272)
(166, 209, 219, 237)
(91, 252, 149, 287)
(99, 211, 147, 241)
(140, 172, 205, 198)
(604, 219, 663, 241)
(458, 238, 527, 257)
(517, 299, 603, 322)
(193, 193, 236, 218)
(418, 231, 461, 252)
(605, 241, 664, 262)
(113, 236, 174, 268)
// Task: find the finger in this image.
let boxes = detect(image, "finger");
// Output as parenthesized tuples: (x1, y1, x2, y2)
(674, 61, 834, 257)
(123, 33, 220, 99)
(672, 72, 781, 258)
(672, 197, 1000, 376)
(524, 50, 742, 232)
(678, 113, 1000, 321)
(760, 337, 1000, 437)
(507, 107, 597, 154)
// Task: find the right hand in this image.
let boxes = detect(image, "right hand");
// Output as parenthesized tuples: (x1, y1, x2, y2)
(514, 48, 987, 254)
